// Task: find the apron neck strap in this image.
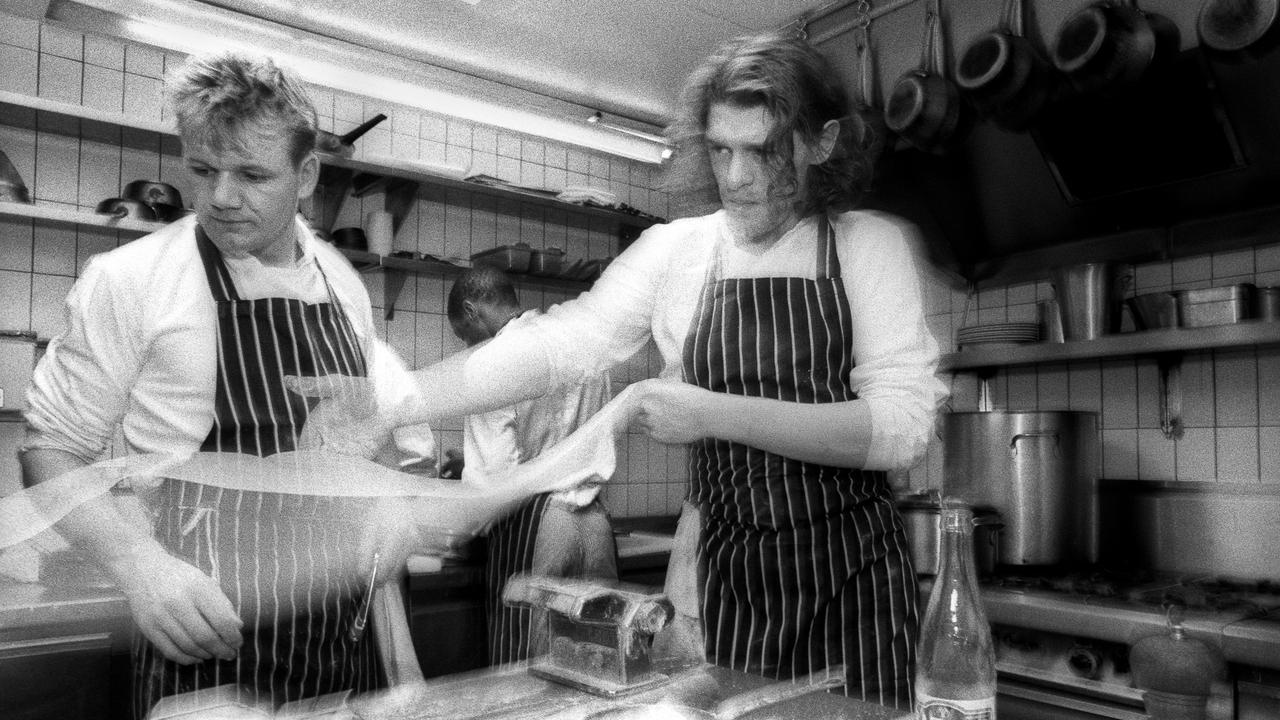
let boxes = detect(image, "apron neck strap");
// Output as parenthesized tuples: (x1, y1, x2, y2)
(196, 224, 241, 302)
(816, 217, 842, 279)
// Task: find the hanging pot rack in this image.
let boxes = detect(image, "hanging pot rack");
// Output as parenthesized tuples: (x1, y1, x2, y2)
(797, 0, 925, 45)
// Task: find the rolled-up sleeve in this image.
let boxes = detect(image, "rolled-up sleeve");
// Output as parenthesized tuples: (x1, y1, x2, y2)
(840, 213, 948, 471)
(23, 259, 145, 463)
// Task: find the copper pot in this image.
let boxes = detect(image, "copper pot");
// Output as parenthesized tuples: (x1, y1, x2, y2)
(1052, 0, 1180, 96)
(956, 0, 1057, 130)
(885, 1, 971, 153)
(1198, 0, 1280, 62)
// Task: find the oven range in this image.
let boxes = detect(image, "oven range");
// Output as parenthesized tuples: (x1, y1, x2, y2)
(963, 568, 1280, 720)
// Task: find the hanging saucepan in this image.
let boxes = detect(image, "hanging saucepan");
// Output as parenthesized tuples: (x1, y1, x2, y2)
(1198, 0, 1280, 62)
(956, 0, 1055, 130)
(316, 113, 388, 159)
(1052, 0, 1180, 96)
(884, 1, 971, 153)
(95, 198, 158, 221)
(850, 22, 890, 189)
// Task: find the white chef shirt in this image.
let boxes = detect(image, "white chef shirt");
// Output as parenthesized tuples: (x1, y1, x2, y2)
(476, 210, 948, 471)
(462, 310, 611, 505)
(21, 214, 406, 463)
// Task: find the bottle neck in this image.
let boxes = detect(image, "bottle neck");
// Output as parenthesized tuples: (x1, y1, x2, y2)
(938, 506, 981, 590)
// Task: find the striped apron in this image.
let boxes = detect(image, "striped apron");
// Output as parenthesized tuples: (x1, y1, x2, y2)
(683, 218, 919, 710)
(484, 495, 618, 665)
(134, 227, 380, 717)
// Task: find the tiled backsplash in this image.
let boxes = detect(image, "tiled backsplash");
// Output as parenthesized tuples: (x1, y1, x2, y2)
(911, 245, 1280, 491)
(0, 12, 685, 517)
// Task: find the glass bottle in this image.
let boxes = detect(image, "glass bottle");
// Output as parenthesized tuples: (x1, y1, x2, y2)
(915, 503, 997, 719)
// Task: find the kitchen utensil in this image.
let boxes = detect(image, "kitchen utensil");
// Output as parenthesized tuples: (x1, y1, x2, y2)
(1175, 283, 1254, 326)
(1051, 262, 1127, 340)
(529, 247, 566, 277)
(956, 0, 1056, 130)
(330, 226, 368, 252)
(1131, 608, 1225, 719)
(1255, 285, 1280, 320)
(898, 494, 1002, 575)
(347, 552, 380, 643)
(1052, 0, 1178, 95)
(884, 0, 971, 153)
(365, 210, 394, 256)
(123, 179, 184, 210)
(0, 148, 32, 203)
(471, 243, 533, 274)
(850, 19, 889, 184)
(1038, 299, 1065, 343)
(503, 574, 675, 697)
(315, 113, 388, 158)
(943, 410, 1099, 566)
(1128, 290, 1179, 330)
(956, 321, 1040, 349)
(1198, 0, 1280, 61)
(95, 197, 158, 221)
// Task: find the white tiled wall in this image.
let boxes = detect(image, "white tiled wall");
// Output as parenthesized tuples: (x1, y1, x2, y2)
(0, 12, 686, 517)
(912, 245, 1280, 490)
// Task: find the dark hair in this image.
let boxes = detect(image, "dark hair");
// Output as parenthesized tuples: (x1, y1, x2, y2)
(168, 52, 317, 167)
(446, 265, 520, 335)
(664, 29, 868, 217)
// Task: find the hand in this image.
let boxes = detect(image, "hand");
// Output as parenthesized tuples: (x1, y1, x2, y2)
(285, 374, 393, 459)
(628, 378, 715, 445)
(108, 544, 243, 665)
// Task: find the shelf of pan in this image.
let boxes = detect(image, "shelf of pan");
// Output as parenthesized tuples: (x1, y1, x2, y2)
(337, 249, 597, 319)
(0, 90, 663, 240)
(941, 321, 1280, 371)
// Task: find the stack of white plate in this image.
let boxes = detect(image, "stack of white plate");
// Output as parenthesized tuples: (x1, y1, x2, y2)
(956, 322, 1040, 349)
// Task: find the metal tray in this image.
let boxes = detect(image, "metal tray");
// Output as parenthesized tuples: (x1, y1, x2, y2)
(470, 243, 532, 274)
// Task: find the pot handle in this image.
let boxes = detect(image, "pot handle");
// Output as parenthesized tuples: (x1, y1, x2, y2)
(919, 8, 939, 72)
(1002, 0, 1025, 37)
(1009, 432, 1060, 456)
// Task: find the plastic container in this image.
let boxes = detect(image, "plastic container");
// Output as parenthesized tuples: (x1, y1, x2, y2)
(1175, 284, 1254, 327)
(528, 247, 566, 277)
(470, 243, 532, 274)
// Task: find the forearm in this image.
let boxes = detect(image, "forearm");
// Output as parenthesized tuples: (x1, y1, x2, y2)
(701, 395, 873, 468)
(19, 447, 164, 573)
(398, 340, 552, 426)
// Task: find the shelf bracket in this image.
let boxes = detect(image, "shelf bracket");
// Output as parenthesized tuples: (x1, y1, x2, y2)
(383, 270, 407, 321)
(1156, 353, 1183, 440)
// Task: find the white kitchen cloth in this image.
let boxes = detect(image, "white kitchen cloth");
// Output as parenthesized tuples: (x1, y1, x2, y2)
(0, 384, 639, 553)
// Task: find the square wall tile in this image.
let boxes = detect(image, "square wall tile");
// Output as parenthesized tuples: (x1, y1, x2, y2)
(0, 14, 39, 50)
(1006, 366, 1038, 412)
(1103, 428, 1138, 479)
(34, 130, 79, 205)
(1256, 243, 1280, 273)
(0, 270, 32, 330)
(30, 273, 74, 339)
(1137, 428, 1176, 480)
(471, 126, 496, 154)
(1259, 349, 1280, 425)
(124, 44, 165, 78)
(1068, 362, 1102, 412)
(1216, 427, 1258, 481)
(84, 34, 125, 70)
(40, 24, 83, 61)
(1214, 349, 1258, 427)
(496, 133, 522, 159)
(1172, 254, 1212, 285)
(1179, 353, 1216, 428)
(77, 227, 118, 275)
(123, 73, 164, 123)
(81, 64, 124, 114)
(1101, 360, 1138, 428)
(1175, 427, 1215, 481)
(1037, 363, 1070, 410)
(1133, 260, 1172, 291)
(32, 220, 76, 276)
(38, 53, 81, 105)
(1259, 427, 1280, 483)
(0, 216, 34, 272)
(0, 44, 38, 95)
(1213, 248, 1254, 279)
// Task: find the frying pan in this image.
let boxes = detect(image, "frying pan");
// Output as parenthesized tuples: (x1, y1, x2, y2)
(956, 0, 1056, 130)
(95, 198, 158, 221)
(123, 179, 184, 209)
(316, 114, 388, 158)
(884, 0, 971, 154)
(331, 226, 369, 251)
(1198, 0, 1280, 61)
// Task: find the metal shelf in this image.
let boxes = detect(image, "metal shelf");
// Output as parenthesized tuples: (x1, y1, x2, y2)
(941, 321, 1280, 371)
(337, 249, 594, 320)
(0, 90, 661, 239)
(0, 200, 166, 234)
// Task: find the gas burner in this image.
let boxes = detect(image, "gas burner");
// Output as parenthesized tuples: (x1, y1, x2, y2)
(985, 567, 1280, 617)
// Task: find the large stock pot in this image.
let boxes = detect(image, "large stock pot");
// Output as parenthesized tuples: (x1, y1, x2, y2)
(942, 411, 1099, 566)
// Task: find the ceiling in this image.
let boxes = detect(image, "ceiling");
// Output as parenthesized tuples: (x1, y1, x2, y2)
(196, 0, 834, 128)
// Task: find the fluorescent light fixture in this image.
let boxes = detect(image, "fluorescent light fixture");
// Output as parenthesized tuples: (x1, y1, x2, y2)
(588, 112, 674, 161)
(49, 0, 670, 164)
